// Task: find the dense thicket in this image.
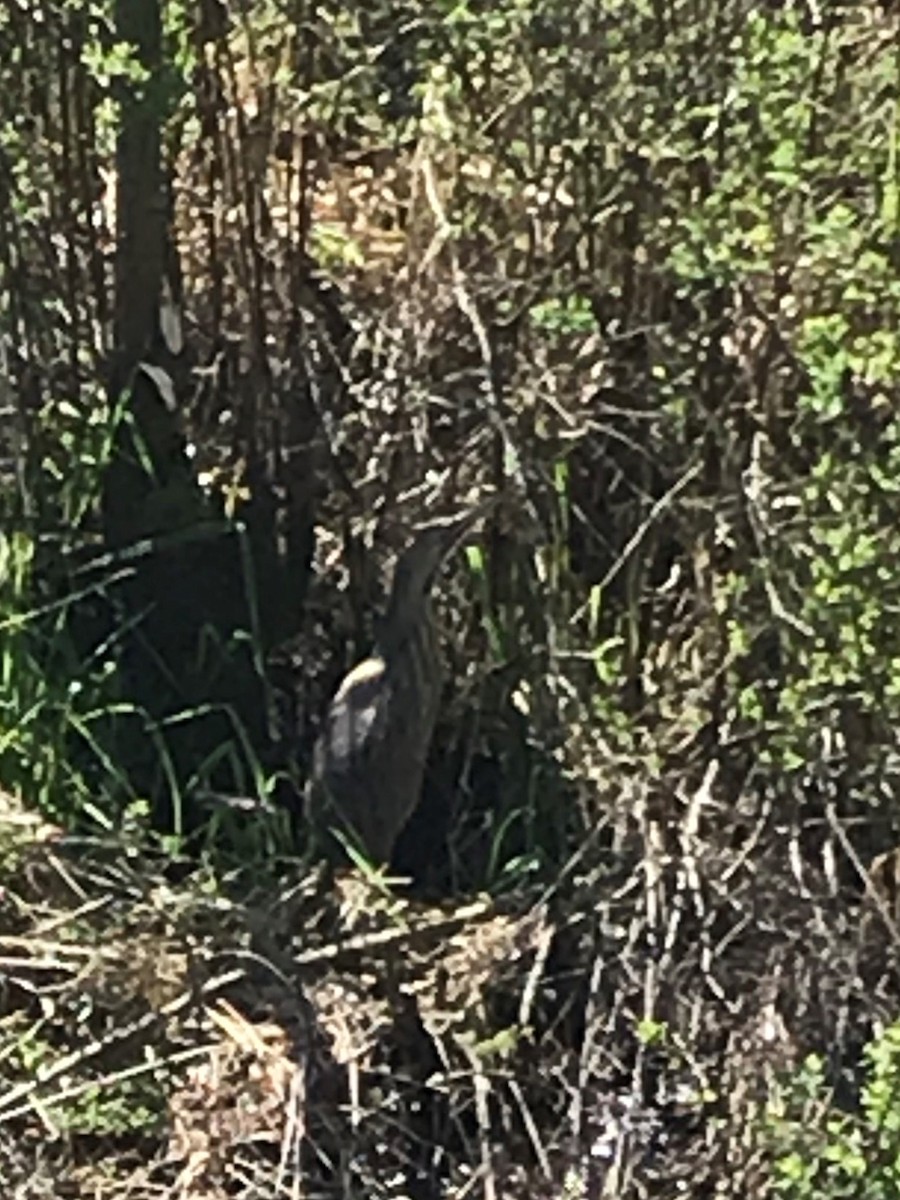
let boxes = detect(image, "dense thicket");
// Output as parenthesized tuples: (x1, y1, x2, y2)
(2, 2, 900, 1196)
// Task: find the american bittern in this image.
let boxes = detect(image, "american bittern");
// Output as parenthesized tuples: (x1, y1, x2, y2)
(308, 502, 491, 864)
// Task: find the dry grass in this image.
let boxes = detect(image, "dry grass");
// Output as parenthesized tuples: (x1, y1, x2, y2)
(1, 775, 896, 1199)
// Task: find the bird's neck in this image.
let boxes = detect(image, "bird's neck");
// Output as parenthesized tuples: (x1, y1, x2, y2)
(377, 594, 434, 657)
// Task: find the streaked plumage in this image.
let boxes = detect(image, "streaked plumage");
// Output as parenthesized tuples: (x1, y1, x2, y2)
(308, 504, 490, 864)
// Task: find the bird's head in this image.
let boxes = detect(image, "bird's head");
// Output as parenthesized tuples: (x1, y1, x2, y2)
(382, 498, 495, 637)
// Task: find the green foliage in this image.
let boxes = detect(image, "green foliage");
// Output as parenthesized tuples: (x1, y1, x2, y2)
(8, 1023, 164, 1136)
(0, 529, 126, 827)
(766, 1025, 900, 1198)
(653, 8, 900, 774)
(528, 295, 596, 335)
(81, 38, 150, 89)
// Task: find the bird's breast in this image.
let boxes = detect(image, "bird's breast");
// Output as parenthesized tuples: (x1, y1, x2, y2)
(326, 653, 387, 762)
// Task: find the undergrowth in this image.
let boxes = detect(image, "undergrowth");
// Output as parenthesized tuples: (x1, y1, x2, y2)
(2, 1, 900, 1196)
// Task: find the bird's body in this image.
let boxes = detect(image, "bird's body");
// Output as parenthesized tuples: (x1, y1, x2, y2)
(309, 505, 489, 864)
